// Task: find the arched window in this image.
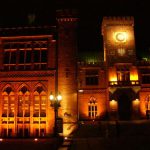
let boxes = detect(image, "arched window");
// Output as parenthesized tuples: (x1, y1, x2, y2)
(88, 97, 97, 118)
(33, 86, 47, 117)
(145, 95, 150, 110)
(2, 87, 15, 117)
(18, 86, 30, 117)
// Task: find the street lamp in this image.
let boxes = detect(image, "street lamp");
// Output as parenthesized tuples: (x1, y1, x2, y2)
(49, 92, 62, 136)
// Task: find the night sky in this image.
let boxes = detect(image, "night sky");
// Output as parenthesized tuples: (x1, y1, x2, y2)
(1, 0, 150, 58)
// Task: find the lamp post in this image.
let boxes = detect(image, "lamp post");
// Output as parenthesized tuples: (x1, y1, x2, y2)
(49, 92, 62, 136)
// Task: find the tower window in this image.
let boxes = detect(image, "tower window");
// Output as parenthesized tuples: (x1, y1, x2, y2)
(85, 69, 99, 85)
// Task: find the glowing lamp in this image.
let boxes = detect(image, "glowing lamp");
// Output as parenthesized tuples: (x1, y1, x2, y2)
(64, 137, 68, 140)
(0, 138, 3, 142)
(49, 94, 54, 100)
(57, 94, 62, 101)
(132, 99, 140, 111)
(34, 138, 38, 142)
(49, 92, 62, 136)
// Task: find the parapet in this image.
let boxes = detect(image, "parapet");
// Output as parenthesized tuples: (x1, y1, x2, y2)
(56, 9, 78, 22)
(102, 16, 134, 27)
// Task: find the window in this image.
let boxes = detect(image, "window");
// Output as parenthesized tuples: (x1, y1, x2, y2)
(85, 69, 99, 85)
(18, 86, 30, 117)
(88, 97, 97, 118)
(3, 50, 17, 70)
(33, 86, 47, 117)
(117, 67, 130, 81)
(2, 87, 15, 117)
(3, 40, 48, 71)
(33, 41, 48, 70)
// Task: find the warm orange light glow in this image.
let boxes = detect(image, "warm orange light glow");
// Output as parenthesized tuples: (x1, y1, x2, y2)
(114, 32, 127, 42)
(64, 137, 68, 140)
(110, 100, 118, 111)
(78, 89, 83, 93)
(130, 74, 138, 81)
(57, 94, 62, 101)
(34, 138, 38, 142)
(109, 67, 117, 84)
(130, 67, 138, 81)
(63, 124, 76, 136)
(110, 77, 117, 82)
(0, 138, 3, 142)
(132, 99, 140, 111)
(49, 94, 54, 100)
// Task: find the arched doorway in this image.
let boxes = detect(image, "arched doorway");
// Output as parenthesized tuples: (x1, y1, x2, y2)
(113, 88, 135, 120)
(118, 93, 131, 120)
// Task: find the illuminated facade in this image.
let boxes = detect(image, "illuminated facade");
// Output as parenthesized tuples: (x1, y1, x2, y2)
(0, 10, 150, 138)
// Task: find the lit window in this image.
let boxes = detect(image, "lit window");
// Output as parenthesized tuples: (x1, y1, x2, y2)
(33, 86, 46, 117)
(88, 97, 97, 118)
(117, 67, 130, 82)
(18, 86, 30, 117)
(2, 87, 15, 117)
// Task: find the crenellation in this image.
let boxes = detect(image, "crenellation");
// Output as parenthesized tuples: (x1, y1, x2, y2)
(102, 16, 134, 27)
(56, 9, 78, 22)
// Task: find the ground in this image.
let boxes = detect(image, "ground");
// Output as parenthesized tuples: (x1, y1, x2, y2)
(0, 138, 61, 150)
(69, 120, 150, 150)
(1, 120, 150, 150)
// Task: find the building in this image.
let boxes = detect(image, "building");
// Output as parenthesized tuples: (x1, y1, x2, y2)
(0, 9, 150, 138)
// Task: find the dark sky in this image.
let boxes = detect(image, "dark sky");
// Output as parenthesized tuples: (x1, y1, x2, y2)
(57, 0, 150, 57)
(1, 0, 150, 57)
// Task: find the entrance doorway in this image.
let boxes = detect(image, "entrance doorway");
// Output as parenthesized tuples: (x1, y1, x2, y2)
(118, 93, 131, 120)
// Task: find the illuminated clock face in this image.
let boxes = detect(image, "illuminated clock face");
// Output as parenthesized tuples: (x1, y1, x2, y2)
(115, 32, 127, 42)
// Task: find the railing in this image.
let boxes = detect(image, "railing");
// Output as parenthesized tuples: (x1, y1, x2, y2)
(109, 80, 140, 86)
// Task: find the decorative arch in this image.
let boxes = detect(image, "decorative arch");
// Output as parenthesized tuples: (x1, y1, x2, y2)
(33, 84, 47, 117)
(113, 88, 136, 120)
(17, 83, 31, 93)
(2, 84, 15, 94)
(34, 82, 47, 93)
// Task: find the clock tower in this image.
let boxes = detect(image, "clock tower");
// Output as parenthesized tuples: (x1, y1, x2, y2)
(102, 17, 140, 120)
(102, 17, 136, 66)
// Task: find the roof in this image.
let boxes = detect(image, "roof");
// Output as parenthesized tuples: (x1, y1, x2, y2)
(0, 25, 56, 38)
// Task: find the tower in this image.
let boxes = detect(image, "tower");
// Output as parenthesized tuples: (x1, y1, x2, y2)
(102, 17, 140, 120)
(57, 9, 78, 135)
(102, 17, 136, 66)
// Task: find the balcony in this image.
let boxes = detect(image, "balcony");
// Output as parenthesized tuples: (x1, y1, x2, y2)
(109, 80, 140, 86)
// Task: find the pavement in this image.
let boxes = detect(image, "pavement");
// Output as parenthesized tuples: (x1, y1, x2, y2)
(0, 138, 60, 150)
(68, 120, 150, 150)
(1, 120, 150, 150)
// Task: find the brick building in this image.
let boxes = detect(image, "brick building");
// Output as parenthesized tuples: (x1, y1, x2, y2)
(0, 9, 150, 138)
